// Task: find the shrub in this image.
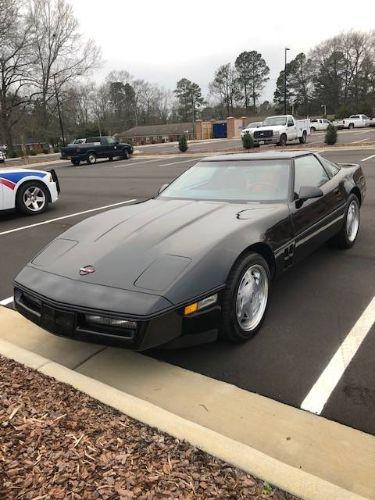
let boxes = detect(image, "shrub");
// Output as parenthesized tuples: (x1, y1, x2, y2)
(29, 150, 37, 156)
(178, 134, 188, 152)
(242, 132, 254, 149)
(53, 146, 60, 153)
(7, 149, 18, 158)
(325, 124, 337, 145)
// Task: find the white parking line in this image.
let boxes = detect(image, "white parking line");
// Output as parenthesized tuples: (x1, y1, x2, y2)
(301, 297, 375, 415)
(0, 199, 137, 237)
(114, 158, 177, 168)
(361, 154, 375, 162)
(157, 159, 199, 167)
(350, 138, 371, 144)
(0, 296, 13, 306)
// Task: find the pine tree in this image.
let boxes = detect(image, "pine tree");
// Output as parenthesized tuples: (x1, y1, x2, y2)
(178, 134, 188, 152)
(325, 124, 337, 145)
(242, 132, 254, 149)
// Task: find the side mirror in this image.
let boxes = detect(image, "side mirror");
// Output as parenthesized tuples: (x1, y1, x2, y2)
(298, 185, 324, 201)
(158, 183, 169, 194)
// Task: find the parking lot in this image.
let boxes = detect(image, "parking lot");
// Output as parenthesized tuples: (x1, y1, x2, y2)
(1, 143, 374, 439)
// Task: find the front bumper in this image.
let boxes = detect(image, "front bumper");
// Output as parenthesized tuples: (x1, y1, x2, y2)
(14, 286, 220, 350)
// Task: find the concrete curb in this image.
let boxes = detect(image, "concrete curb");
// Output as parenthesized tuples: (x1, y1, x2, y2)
(0, 338, 366, 500)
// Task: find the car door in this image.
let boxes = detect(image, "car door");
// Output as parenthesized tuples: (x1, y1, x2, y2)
(290, 154, 345, 261)
(287, 116, 297, 140)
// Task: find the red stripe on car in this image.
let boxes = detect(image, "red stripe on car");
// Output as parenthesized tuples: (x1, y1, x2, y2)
(0, 178, 16, 190)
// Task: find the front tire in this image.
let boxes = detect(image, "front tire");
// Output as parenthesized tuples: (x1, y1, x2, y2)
(122, 149, 129, 160)
(278, 134, 287, 147)
(331, 194, 360, 249)
(221, 252, 270, 342)
(348, 123, 354, 130)
(16, 182, 49, 215)
(311, 126, 316, 132)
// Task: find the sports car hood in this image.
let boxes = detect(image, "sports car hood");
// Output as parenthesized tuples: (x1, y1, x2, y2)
(19, 198, 283, 299)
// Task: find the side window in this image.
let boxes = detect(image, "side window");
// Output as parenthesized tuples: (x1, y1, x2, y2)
(287, 117, 294, 126)
(318, 155, 340, 178)
(294, 156, 329, 195)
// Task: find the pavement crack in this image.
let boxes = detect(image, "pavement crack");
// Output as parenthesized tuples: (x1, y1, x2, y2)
(71, 346, 108, 371)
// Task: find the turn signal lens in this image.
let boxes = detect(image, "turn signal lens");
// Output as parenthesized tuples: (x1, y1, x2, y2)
(184, 303, 198, 316)
(184, 294, 218, 316)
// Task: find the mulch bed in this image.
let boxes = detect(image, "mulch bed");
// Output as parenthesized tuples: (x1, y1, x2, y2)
(0, 355, 297, 499)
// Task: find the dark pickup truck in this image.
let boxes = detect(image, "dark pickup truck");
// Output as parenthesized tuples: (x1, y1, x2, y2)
(61, 136, 133, 166)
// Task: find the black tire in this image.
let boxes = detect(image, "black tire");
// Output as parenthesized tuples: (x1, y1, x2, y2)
(331, 194, 360, 249)
(278, 134, 287, 147)
(87, 153, 97, 165)
(311, 126, 316, 132)
(122, 149, 129, 160)
(221, 252, 270, 342)
(348, 123, 354, 130)
(71, 159, 80, 166)
(108, 156, 114, 161)
(16, 181, 49, 216)
(299, 131, 307, 144)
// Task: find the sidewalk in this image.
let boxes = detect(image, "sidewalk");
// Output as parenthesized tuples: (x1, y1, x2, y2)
(0, 307, 373, 499)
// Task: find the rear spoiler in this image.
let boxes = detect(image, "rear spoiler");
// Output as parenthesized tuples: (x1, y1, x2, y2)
(48, 169, 60, 194)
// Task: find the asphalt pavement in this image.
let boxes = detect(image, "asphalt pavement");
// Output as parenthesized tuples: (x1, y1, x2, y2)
(0, 144, 374, 438)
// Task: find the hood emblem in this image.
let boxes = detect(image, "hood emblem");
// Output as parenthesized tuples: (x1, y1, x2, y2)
(79, 265, 96, 276)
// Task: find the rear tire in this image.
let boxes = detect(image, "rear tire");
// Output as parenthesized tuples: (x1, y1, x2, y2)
(331, 194, 360, 249)
(348, 123, 354, 130)
(221, 252, 270, 342)
(87, 153, 97, 165)
(299, 131, 307, 144)
(16, 182, 49, 215)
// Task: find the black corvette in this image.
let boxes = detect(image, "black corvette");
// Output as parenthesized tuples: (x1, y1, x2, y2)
(14, 152, 366, 350)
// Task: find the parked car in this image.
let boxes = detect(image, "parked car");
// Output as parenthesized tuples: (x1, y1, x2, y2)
(61, 136, 133, 166)
(252, 115, 310, 146)
(0, 150, 6, 163)
(369, 118, 375, 127)
(310, 118, 332, 132)
(240, 121, 263, 138)
(337, 114, 371, 129)
(14, 152, 365, 350)
(0, 168, 60, 215)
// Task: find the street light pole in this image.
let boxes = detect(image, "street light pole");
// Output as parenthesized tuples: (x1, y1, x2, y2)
(284, 47, 290, 115)
(53, 74, 66, 147)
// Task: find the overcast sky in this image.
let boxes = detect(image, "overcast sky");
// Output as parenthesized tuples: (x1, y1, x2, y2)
(73, 0, 375, 102)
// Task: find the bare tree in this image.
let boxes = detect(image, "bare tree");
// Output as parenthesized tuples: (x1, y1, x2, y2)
(27, 0, 100, 136)
(0, 0, 34, 149)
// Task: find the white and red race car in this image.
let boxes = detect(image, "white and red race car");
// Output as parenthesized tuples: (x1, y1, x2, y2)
(0, 168, 60, 215)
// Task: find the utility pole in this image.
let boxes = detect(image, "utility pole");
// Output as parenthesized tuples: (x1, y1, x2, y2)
(192, 94, 195, 140)
(53, 74, 66, 146)
(284, 47, 290, 115)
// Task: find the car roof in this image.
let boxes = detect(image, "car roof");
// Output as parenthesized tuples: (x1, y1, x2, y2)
(200, 151, 314, 162)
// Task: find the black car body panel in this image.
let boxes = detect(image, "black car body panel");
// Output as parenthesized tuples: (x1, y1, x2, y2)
(14, 152, 366, 350)
(61, 136, 133, 162)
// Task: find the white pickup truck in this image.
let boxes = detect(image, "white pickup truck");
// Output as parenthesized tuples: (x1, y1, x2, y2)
(252, 115, 310, 146)
(333, 114, 371, 129)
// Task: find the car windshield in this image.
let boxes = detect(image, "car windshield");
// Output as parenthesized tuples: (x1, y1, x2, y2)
(246, 122, 261, 128)
(263, 116, 287, 126)
(160, 160, 290, 202)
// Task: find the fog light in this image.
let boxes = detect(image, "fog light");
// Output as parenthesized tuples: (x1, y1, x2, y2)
(184, 294, 218, 316)
(85, 314, 137, 329)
